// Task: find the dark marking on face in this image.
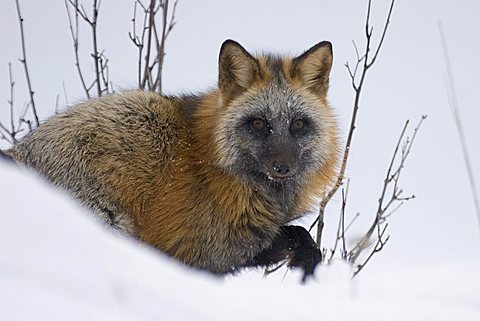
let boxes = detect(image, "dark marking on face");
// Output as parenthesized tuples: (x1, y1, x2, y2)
(265, 55, 287, 86)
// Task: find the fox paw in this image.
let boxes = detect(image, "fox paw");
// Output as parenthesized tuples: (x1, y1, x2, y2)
(283, 225, 322, 282)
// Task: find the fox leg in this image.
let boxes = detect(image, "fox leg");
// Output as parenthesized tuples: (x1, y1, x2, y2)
(247, 225, 322, 282)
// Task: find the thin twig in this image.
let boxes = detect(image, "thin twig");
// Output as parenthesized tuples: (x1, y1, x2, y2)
(140, 0, 156, 89)
(341, 186, 348, 259)
(90, 0, 102, 96)
(135, 0, 178, 93)
(7, 63, 18, 143)
(0, 123, 16, 145)
(350, 116, 426, 272)
(66, 0, 110, 97)
(98, 51, 111, 94)
(62, 81, 69, 109)
(128, 0, 145, 87)
(328, 181, 349, 263)
(15, 0, 39, 128)
(264, 262, 287, 277)
(311, 0, 396, 249)
(344, 212, 360, 234)
(65, 0, 91, 99)
(55, 95, 60, 114)
(353, 224, 390, 277)
(367, 1, 395, 68)
(19, 101, 32, 133)
(438, 22, 480, 232)
(152, 0, 178, 93)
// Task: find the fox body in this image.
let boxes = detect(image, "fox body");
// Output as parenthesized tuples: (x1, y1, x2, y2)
(7, 40, 338, 276)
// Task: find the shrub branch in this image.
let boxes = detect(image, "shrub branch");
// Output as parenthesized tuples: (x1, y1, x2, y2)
(15, 0, 39, 128)
(311, 0, 396, 249)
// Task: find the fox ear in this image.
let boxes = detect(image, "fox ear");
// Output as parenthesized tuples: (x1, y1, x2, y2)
(291, 41, 333, 97)
(218, 39, 261, 102)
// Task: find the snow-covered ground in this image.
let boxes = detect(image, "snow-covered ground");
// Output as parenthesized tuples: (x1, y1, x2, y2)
(1, 162, 479, 320)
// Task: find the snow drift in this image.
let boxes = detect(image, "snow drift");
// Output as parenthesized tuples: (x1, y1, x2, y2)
(0, 161, 478, 320)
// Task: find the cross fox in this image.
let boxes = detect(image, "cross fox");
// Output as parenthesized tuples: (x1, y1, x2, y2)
(6, 40, 339, 280)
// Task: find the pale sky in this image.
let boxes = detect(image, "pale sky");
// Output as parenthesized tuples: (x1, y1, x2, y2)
(0, 0, 479, 272)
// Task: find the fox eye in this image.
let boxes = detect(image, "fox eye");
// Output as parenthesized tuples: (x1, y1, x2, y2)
(291, 119, 304, 131)
(252, 118, 266, 130)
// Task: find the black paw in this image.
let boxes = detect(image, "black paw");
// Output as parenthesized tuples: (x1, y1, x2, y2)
(247, 225, 322, 282)
(283, 225, 322, 282)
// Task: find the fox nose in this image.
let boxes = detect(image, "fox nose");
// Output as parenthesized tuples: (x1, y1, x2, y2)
(269, 148, 298, 179)
(274, 163, 291, 176)
(271, 161, 297, 178)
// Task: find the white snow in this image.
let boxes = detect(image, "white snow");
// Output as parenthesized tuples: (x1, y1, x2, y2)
(1, 161, 479, 320)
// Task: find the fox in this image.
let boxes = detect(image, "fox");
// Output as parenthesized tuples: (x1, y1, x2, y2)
(5, 40, 339, 280)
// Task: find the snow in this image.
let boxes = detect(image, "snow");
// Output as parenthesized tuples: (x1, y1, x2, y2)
(1, 161, 479, 320)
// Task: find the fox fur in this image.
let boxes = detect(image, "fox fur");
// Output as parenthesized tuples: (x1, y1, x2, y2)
(6, 40, 339, 276)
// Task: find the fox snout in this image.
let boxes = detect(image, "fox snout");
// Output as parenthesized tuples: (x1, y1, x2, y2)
(268, 153, 298, 181)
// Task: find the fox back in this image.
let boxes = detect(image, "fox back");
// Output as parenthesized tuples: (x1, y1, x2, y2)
(7, 40, 339, 274)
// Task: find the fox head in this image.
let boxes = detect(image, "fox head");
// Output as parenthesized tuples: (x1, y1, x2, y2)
(213, 40, 338, 189)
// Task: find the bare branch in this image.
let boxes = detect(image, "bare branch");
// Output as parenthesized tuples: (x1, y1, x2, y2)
(129, 0, 146, 87)
(312, 0, 396, 248)
(54, 95, 60, 114)
(328, 181, 349, 263)
(152, 0, 178, 93)
(8, 63, 17, 141)
(344, 212, 360, 234)
(90, 0, 102, 96)
(0, 123, 16, 145)
(65, 0, 91, 99)
(140, 0, 156, 89)
(349, 116, 426, 274)
(15, 0, 39, 128)
(18, 101, 33, 133)
(62, 81, 70, 109)
(135, 0, 178, 93)
(367, 0, 395, 68)
(98, 51, 111, 94)
(65, 0, 110, 97)
(353, 224, 390, 277)
(263, 261, 287, 277)
(438, 22, 480, 232)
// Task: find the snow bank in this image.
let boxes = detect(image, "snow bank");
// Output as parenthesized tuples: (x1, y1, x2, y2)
(0, 161, 478, 320)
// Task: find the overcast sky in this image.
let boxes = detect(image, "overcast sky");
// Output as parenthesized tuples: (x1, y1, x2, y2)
(0, 0, 479, 272)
